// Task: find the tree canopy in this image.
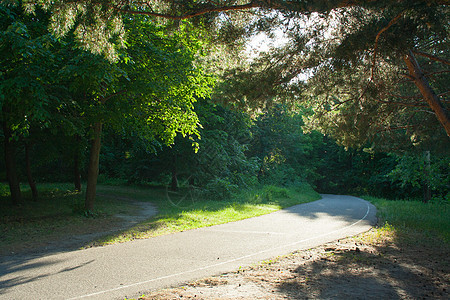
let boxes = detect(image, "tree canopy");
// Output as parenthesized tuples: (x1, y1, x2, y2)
(12, 0, 446, 148)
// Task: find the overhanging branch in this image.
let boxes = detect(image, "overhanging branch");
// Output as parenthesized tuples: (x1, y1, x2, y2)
(116, 1, 261, 20)
(412, 50, 450, 66)
(404, 50, 450, 136)
(112, 0, 447, 20)
(371, 11, 404, 80)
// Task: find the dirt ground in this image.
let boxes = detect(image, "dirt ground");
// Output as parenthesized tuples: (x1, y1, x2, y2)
(140, 226, 449, 300)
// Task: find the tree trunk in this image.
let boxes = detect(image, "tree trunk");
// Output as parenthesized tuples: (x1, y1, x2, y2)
(73, 135, 82, 192)
(85, 122, 102, 211)
(25, 143, 38, 201)
(423, 150, 431, 203)
(171, 153, 178, 191)
(2, 121, 22, 205)
(404, 51, 450, 137)
(74, 153, 82, 192)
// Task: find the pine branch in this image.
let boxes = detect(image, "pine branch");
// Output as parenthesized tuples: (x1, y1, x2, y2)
(424, 70, 450, 77)
(412, 50, 450, 66)
(387, 93, 423, 100)
(116, 1, 261, 20)
(111, 0, 450, 20)
(371, 11, 404, 81)
(374, 97, 428, 108)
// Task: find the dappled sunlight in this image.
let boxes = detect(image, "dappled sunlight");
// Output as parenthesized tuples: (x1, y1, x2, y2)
(277, 195, 374, 231)
(274, 226, 449, 299)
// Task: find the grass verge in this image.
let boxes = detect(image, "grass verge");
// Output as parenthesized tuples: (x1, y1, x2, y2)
(363, 195, 449, 243)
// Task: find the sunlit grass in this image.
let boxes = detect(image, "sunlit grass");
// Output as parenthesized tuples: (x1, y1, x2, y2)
(363, 196, 450, 243)
(88, 183, 320, 246)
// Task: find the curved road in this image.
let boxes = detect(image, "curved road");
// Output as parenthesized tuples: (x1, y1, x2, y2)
(0, 194, 376, 300)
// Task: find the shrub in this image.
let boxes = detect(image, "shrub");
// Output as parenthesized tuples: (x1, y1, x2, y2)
(262, 185, 289, 201)
(202, 177, 239, 200)
(0, 183, 9, 197)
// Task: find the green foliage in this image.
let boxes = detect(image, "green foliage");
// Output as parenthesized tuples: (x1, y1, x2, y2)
(263, 185, 289, 199)
(103, 99, 260, 192)
(96, 101, 330, 202)
(7, 0, 448, 150)
(118, 17, 215, 145)
(96, 174, 128, 186)
(308, 137, 449, 200)
(202, 177, 239, 200)
(249, 104, 321, 186)
(389, 153, 449, 188)
(0, 182, 9, 196)
(0, 6, 216, 206)
(388, 152, 450, 201)
(1, 1, 448, 218)
(0, 4, 59, 134)
(249, 185, 290, 204)
(296, 5, 450, 149)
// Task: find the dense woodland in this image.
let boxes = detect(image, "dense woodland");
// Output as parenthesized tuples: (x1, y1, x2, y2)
(0, 1, 449, 211)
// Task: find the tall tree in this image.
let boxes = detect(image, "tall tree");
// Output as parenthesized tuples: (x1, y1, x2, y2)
(0, 4, 58, 204)
(82, 17, 213, 210)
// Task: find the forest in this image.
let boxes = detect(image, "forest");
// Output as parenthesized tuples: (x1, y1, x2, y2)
(1, 1, 448, 212)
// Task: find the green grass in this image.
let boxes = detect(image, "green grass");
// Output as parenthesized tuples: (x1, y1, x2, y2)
(363, 195, 450, 243)
(88, 183, 320, 246)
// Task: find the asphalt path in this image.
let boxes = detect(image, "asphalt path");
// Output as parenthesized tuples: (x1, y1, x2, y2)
(0, 194, 377, 300)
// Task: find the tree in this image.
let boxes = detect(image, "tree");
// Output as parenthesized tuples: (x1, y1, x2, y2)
(389, 151, 450, 202)
(0, 4, 59, 204)
(98, 98, 259, 198)
(10, 1, 448, 147)
(294, 5, 450, 148)
(246, 104, 327, 186)
(192, 99, 258, 191)
(56, 41, 124, 210)
(1, 2, 213, 209)
(82, 16, 213, 210)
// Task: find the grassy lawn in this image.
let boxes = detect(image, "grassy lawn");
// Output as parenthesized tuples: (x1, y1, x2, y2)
(0, 182, 320, 253)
